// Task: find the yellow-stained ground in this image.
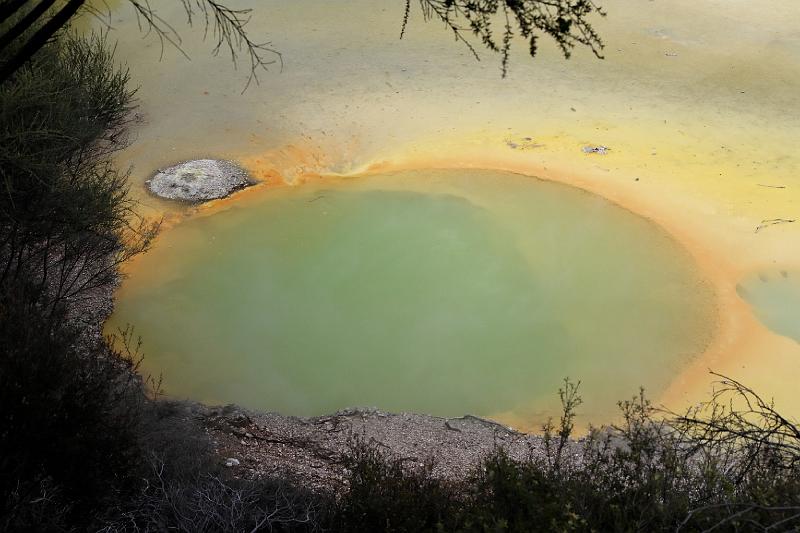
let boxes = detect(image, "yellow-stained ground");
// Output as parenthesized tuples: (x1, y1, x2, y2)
(90, 0, 800, 422)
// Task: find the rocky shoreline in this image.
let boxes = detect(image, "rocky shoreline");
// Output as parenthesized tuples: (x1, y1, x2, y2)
(192, 403, 576, 491)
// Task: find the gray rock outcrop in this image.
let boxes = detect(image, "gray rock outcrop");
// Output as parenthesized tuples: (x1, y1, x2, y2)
(146, 159, 252, 202)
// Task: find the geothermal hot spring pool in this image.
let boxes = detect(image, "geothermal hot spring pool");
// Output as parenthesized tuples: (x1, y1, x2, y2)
(109, 169, 714, 426)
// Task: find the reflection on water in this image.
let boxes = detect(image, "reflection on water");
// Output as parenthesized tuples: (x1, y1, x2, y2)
(108, 170, 714, 426)
(738, 271, 800, 344)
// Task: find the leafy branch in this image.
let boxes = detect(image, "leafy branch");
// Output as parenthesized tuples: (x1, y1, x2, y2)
(0, 1, 281, 91)
(401, 0, 606, 76)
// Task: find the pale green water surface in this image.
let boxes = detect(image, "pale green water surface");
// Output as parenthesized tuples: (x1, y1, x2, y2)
(109, 170, 714, 424)
(738, 271, 800, 344)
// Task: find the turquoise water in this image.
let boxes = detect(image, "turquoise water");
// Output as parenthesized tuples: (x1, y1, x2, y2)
(110, 170, 713, 425)
(738, 271, 800, 344)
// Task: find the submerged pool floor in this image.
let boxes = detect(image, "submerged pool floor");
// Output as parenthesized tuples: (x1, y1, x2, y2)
(110, 170, 714, 425)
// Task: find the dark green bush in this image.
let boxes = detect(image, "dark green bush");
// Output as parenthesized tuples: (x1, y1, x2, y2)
(335, 435, 459, 532)
(0, 29, 156, 311)
(0, 284, 144, 530)
(0, 22, 156, 531)
(466, 449, 584, 532)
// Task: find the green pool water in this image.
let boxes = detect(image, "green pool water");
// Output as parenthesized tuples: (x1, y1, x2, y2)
(738, 271, 800, 344)
(109, 169, 714, 425)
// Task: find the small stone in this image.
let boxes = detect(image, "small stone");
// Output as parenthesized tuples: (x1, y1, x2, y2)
(582, 145, 610, 155)
(224, 458, 240, 467)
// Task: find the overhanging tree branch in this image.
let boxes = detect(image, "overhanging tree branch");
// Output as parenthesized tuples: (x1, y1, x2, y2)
(403, 0, 605, 76)
(0, 0, 84, 85)
(1, 0, 281, 90)
(0, 0, 29, 25)
(0, 0, 60, 52)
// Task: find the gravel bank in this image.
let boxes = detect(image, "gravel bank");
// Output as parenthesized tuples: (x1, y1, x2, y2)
(191, 404, 582, 492)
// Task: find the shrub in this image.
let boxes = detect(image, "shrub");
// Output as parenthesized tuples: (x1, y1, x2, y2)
(465, 449, 585, 532)
(0, 27, 156, 529)
(333, 378, 800, 533)
(0, 30, 157, 312)
(106, 466, 328, 532)
(0, 284, 144, 530)
(335, 435, 459, 532)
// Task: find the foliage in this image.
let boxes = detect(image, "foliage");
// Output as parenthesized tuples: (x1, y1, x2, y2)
(541, 377, 582, 472)
(335, 435, 459, 532)
(1, 1, 604, 88)
(106, 468, 326, 532)
(0, 30, 157, 313)
(0, 1, 281, 87)
(332, 378, 800, 532)
(403, 0, 605, 76)
(0, 19, 156, 531)
(0, 284, 145, 530)
(116, 472, 325, 532)
(466, 449, 585, 532)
